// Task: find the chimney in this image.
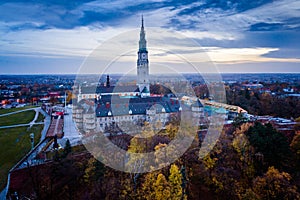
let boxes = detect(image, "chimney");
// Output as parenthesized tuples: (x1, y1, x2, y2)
(106, 75, 110, 88)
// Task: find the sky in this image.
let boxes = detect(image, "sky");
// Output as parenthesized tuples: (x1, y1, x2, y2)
(0, 0, 300, 74)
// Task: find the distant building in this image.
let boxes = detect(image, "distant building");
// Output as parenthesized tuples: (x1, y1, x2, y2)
(253, 116, 297, 141)
(242, 83, 263, 90)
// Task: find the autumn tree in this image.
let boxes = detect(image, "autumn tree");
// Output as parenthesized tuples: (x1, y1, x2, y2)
(126, 136, 149, 175)
(165, 123, 178, 140)
(232, 131, 255, 180)
(199, 128, 256, 199)
(154, 143, 169, 168)
(295, 117, 300, 131)
(142, 172, 158, 200)
(154, 174, 171, 200)
(83, 158, 96, 184)
(252, 166, 300, 199)
(168, 164, 184, 200)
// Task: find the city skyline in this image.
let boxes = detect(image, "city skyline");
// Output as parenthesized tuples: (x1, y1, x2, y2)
(0, 0, 300, 74)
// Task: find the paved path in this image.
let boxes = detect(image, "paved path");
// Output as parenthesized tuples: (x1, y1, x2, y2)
(0, 107, 43, 129)
(0, 187, 7, 200)
(39, 108, 51, 141)
(0, 122, 44, 129)
(0, 107, 37, 117)
(31, 108, 40, 124)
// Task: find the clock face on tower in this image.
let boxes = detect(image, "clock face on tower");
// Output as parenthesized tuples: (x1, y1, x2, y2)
(141, 53, 147, 59)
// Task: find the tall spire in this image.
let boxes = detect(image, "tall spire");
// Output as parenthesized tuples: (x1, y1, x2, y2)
(139, 15, 147, 52)
(137, 15, 150, 97)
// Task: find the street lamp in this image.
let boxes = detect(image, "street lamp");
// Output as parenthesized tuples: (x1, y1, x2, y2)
(30, 133, 34, 150)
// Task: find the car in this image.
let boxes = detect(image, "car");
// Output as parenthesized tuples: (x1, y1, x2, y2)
(3, 104, 12, 109)
(16, 104, 26, 108)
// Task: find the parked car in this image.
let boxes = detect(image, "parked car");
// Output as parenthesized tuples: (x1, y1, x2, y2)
(16, 104, 26, 108)
(3, 104, 12, 109)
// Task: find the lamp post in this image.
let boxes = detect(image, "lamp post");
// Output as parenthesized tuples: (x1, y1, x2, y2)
(64, 91, 67, 114)
(30, 133, 34, 150)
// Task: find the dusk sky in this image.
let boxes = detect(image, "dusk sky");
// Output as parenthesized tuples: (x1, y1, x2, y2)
(0, 0, 300, 74)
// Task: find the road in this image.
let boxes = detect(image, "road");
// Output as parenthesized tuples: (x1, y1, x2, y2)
(57, 106, 82, 147)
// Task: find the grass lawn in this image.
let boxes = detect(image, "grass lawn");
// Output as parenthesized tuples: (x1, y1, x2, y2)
(0, 125, 43, 190)
(0, 106, 37, 115)
(0, 110, 35, 127)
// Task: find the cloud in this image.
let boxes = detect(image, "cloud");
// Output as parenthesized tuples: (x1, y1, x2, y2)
(0, 26, 131, 58)
(0, 0, 300, 73)
(0, 2, 84, 30)
(204, 47, 300, 64)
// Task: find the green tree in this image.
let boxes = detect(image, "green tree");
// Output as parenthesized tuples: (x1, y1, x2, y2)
(246, 122, 291, 171)
(245, 88, 250, 100)
(63, 139, 72, 157)
(232, 112, 248, 129)
(290, 132, 300, 173)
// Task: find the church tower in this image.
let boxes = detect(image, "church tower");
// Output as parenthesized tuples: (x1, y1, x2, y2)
(137, 15, 150, 97)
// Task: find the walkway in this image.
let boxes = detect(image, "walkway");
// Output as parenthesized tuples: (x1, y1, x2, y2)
(39, 108, 51, 141)
(0, 122, 44, 129)
(0, 107, 37, 117)
(0, 107, 43, 129)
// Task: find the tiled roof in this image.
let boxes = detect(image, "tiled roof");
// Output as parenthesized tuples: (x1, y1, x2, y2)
(94, 96, 180, 117)
(81, 85, 140, 94)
